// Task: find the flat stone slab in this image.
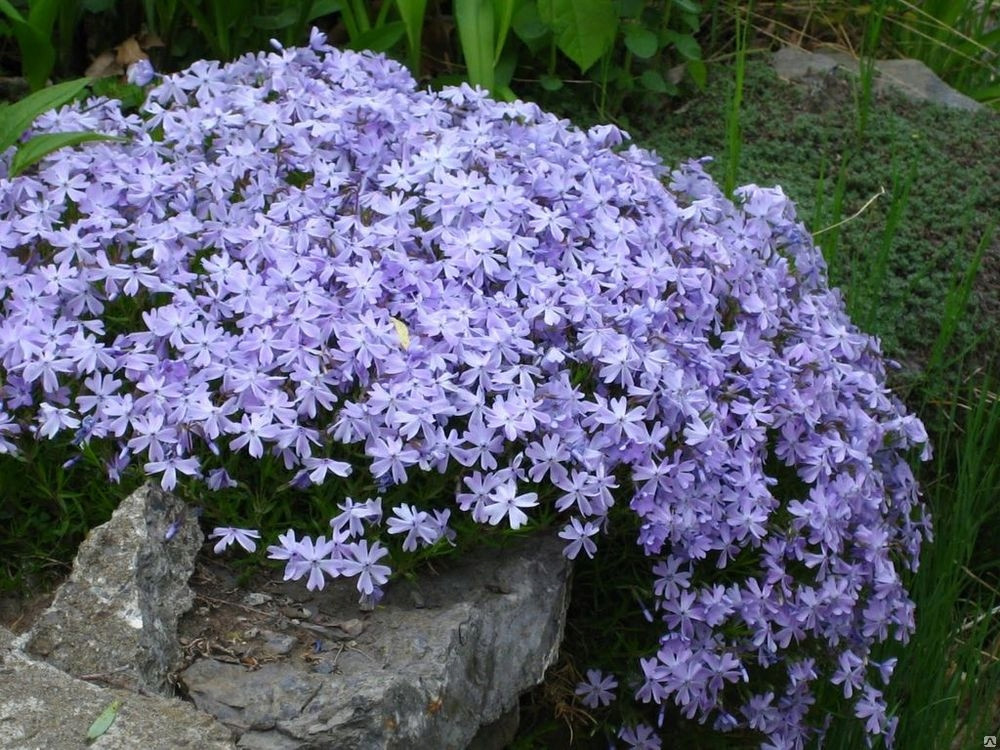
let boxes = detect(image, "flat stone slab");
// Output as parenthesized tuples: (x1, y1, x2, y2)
(178, 533, 571, 749)
(24, 484, 203, 695)
(0, 625, 234, 750)
(773, 45, 984, 111)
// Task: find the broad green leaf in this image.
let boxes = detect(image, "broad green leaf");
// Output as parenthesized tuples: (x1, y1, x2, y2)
(13, 23, 55, 90)
(493, 0, 516, 66)
(617, 0, 642, 18)
(640, 68, 670, 92)
(396, 0, 427, 72)
(82, 0, 116, 11)
(347, 20, 405, 53)
(665, 30, 701, 60)
(311, 0, 343, 16)
(86, 698, 123, 743)
(539, 73, 563, 90)
(537, 0, 617, 73)
(495, 84, 517, 102)
(391, 317, 410, 349)
(10, 131, 126, 177)
(494, 44, 518, 89)
(259, 0, 340, 37)
(680, 10, 700, 32)
(253, 6, 308, 29)
(512, 0, 547, 41)
(671, 0, 700, 13)
(455, 0, 496, 90)
(0, 0, 24, 22)
(0, 77, 93, 153)
(623, 25, 658, 58)
(28, 0, 62, 38)
(0, 0, 55, 90)
(178, 0, 219, 57)
(686, 57, 707, 89)
(970, 82, 1000, 103)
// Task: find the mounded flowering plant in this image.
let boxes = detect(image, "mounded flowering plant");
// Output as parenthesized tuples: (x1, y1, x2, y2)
(0, 30, 930, 749)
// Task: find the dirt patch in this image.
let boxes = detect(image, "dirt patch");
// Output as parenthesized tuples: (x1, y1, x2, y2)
(170, 550, 386, 694)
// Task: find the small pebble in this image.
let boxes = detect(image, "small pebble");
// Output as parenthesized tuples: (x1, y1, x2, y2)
(260, 630, 296, 655)
(243, 592, 272, 607)
(338, 618, 364, 637)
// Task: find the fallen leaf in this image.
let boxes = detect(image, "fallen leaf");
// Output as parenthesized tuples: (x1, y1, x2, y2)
(115, 37, 148, 67)
(85, 698, 123, 744)
(84, 50, 120, 78)
(391, 317, 410, 349)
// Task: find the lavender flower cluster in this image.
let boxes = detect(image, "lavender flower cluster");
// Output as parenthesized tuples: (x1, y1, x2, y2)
(0, 29, 929, 748)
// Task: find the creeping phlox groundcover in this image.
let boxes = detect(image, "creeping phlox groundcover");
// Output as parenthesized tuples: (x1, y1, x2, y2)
(0, 30, 930, 749)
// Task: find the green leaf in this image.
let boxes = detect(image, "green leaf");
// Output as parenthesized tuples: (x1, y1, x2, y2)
(623, 25, 658, 58)
(82, 0, 116, 12)
(10, 131, 125, 177)
(970, 82, 1000, 103)
(680, 10, 700, 32)
(0, 0, 55, 90)
(0, 0, 24, 22)
(253, 6, 307, 29)
(686, 57, 707, 88)
(512, 0, 547, 41)
(0, 78, 93, 153)
(664, 30, 701, 60)
(396, 0, 428, 72)
(640, 68, 673, 92)
(455, 0, 496, 90)
(27, 0, 62, 38)
(537, 0, 617, 72)
(347, 20, 406, 52)
(539, 73, 563, 90)
(493, 0, 516, 66)
(671, 0, 700, 12)
(617, 0, 642, 18)
(495, 84, 517, 102)
(85, 698, 123, 743)
(493, 43, 518, 89)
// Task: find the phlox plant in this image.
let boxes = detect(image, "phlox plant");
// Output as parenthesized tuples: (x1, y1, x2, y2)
(0, 30, 930, 749)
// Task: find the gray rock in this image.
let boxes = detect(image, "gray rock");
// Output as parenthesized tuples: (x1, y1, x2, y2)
(773, 45, 839, 80)
(0, 624, 15, 651)
(24, 483, 203, 695)
(875, 58, 983, 111)
(180, 533, 571, 749)
(772, 45, 984, 111)
(0, 639, 235, 750)
(468, 704, 520, 750)
(261, 631, 298, 656)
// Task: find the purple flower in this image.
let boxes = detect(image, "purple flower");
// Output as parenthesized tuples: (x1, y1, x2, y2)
(339, 540, 392, 598)
(283, 534, 344, 591)
(209, 526, 261, 554)
(482, 481, 538, 530)
(145, 454, 200, 491)
(618, 723, 661, 750)
(369, 435, 419, 484)
(126, 59, 156, 86)
(386, 503, 441, 551)
(574, 668, 617, 708)
(330, 496, 381, 538)
(558, 516, 600, 560)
